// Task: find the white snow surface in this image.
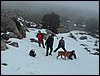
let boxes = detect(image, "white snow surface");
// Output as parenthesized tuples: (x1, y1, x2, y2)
(1, 28, 99, 75)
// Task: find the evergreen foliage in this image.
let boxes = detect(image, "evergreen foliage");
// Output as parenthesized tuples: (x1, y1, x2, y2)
(42, 12, 60, 33)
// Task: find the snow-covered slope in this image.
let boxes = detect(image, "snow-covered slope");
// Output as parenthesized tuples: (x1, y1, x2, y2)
(1, 28, 99, 75)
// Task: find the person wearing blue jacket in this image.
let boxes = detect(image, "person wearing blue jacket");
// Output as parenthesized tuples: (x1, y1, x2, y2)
(54, 37, 67, 52)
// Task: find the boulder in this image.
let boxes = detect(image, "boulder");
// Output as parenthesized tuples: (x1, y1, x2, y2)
(9, 42, 19, 47)
(1, 14, 23, 39)
(8, 32, 18, 38)
(1, 33, 10, 40)
(1, 38, 8, 51)
(1, 63, 8, 66)
(30, 38, 38, 43)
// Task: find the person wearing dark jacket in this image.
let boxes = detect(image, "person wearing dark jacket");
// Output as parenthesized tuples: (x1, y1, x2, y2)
(54, 37, 67, 52)
(36, 30, 45, 48)
(45, 34, 54, 56)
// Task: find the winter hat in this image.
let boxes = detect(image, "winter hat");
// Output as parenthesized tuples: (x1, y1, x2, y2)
(61, 37, 64, 39)
(38, 30, 41, 33)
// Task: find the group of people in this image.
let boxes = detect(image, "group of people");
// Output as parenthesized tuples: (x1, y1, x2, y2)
(36, 30, 67, 56)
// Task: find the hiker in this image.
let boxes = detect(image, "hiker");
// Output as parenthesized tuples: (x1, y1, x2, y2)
(45, 34, 54, 56)
(36, 30, 45, 48)
(54, 37, 67, 52)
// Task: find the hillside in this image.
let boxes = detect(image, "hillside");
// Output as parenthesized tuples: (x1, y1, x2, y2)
(1, 28, 99, 75)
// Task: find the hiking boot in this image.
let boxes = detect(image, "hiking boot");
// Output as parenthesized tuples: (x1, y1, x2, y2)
(45, 55, 48, 56)
(53, 51, 56, 52)
(43, 47, 45, 48)
(49, 53, 52, 55)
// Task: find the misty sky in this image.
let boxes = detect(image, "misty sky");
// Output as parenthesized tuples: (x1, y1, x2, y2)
(2, 1, 99, 12)
(23, 1, 99, 12)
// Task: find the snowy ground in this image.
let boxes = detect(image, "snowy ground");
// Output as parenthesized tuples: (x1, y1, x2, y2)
(1, 28, 99, 75)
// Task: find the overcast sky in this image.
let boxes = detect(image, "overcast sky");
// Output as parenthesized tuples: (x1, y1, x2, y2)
(33, 1, 99, 12)
(16, 1, 99, 12)
(2, 1, 99, 12)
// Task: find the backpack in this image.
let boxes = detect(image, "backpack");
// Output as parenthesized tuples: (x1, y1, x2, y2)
(29, 49, 36, 57)
(59, 39, 65, 47)
(59, 40, 64, 44)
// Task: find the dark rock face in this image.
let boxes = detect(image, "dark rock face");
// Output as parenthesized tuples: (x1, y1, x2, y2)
(1, 34, 10, 40)
(12, 17, 29, 39)
(1, 14, 23, 39)
(1, 14, 17, 33)
(80, 36, 87, 40)
(1, 38, 8, 51)
(1, 11, 30, 51)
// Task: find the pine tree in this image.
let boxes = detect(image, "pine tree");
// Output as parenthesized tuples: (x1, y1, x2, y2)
(42, 12, 60, 33)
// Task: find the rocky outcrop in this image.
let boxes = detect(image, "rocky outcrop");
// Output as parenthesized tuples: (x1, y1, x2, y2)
(1, 33, 10, 40)
(1, 14, 23, 39)
(68, 33, 77, 41)
(30, 38, 38, 43)
(1, 38, 8, 51)
(9, 42, 19, 47)
(1, 63, 8, 66)
(12, 17, 29, 38)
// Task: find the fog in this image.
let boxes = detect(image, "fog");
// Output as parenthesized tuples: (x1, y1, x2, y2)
(1, 1, 99, 12)
(1, 1, 99, 36)
(40, 1, 99, 12)
(1, 1, 99, 24)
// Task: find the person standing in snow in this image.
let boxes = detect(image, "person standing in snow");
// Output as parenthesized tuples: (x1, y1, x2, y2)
(36, 30, 45, 48)
(54, 37, 67, 52)
(45, 34, 54, 56)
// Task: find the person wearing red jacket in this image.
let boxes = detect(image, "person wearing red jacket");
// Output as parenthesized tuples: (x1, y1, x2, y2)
(36, 30, 45, 48)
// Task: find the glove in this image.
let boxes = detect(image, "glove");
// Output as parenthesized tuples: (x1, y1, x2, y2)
(45, 43, 47, 45)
